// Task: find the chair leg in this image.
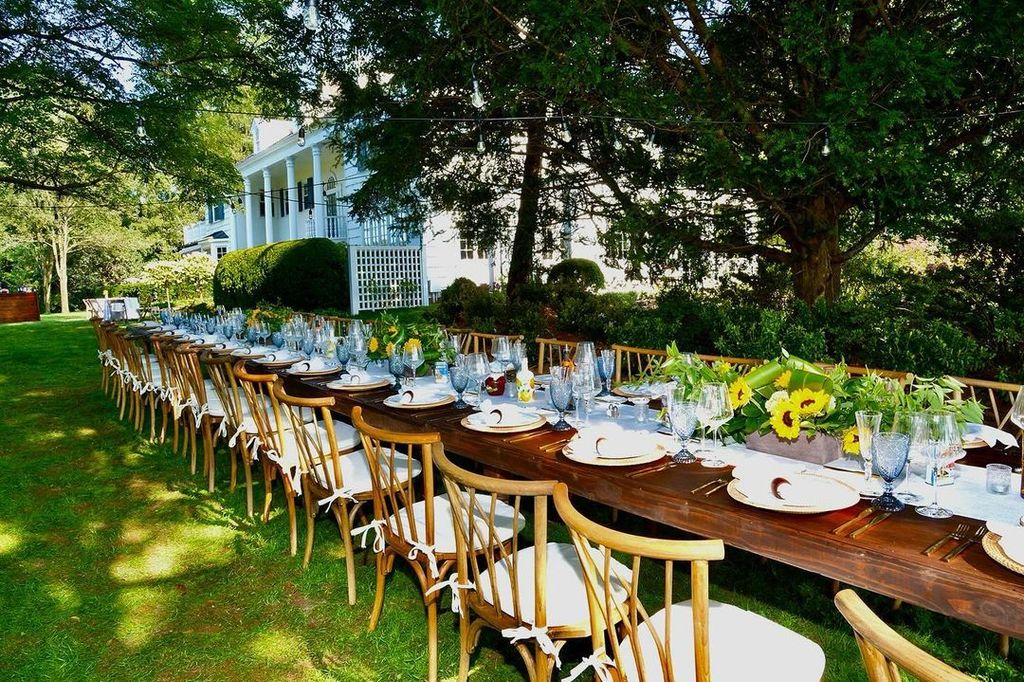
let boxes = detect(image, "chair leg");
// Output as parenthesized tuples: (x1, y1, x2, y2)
(286, 493, 298, 556)
(203, 420, 215, 492)
(1000, 633, 1010, 658)
(229, 444, 238, 493)
(240, 447, 254, 517)
(335, 505, 357, 605)
(148, 396, 156, 441)
(172, 412, 179, 453)
(534, 641, 551, 682)
(159, 401, 168, 443)
(426, 599, 438, 682)
(189, 425, 198, 474)
(458, 612, 472, 682)
(369, 551, 387, 631)
(261, 459, 274, 523)
(302, 493, 315, 568)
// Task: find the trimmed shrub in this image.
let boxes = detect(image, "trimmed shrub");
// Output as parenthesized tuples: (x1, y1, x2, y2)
(547, 258, 605, 291)
(213, 238, 349, 311)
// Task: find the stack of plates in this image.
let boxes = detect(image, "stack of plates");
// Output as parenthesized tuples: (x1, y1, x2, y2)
(462, 409, 547, 434)
(728, 473, 859, 513)
(561, 429, 669, 467)
(286, 358, 343, 377)
(383, 389, 456, 409)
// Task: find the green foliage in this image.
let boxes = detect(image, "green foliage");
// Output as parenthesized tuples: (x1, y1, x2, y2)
(130, 253, 216, 309)
(213, 239, 350, 311)
(547, 258, 605, 292)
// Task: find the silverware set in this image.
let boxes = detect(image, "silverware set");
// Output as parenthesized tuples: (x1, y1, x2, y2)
(690, 478, 729, 496)
(830, 508, 892, 538)
(937, 525, 987, 562)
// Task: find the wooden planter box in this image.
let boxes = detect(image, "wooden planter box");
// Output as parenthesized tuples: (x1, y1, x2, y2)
(744, 431, 843, 466)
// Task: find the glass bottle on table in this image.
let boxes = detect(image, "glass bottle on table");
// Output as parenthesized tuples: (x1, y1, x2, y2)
(1010, 389, 1024, 498)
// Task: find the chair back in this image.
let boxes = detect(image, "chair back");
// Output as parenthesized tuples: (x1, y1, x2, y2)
(834, 589, 976, 682)
(468, 331, 525, 355)
(273, 382, 351, 497)
(815, 362, 914, 387)
(433, 447, 554, 630)
(234, 362, 292, 487)
(351, 407, 440, 554)
(611, 344, 667, 384)
(202, 351, 246, 432)
(950, 376, 1023, 436)
(553, 483, 725, 682)
(172, 344, 211, 409)
(535, 338, 579, 374)
(696, 353, 763, 375)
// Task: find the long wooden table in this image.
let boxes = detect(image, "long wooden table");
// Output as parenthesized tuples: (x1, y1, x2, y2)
(287, 375, 1024, 641)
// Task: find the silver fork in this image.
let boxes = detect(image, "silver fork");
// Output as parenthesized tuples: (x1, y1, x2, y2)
(923, 522, 968, 556)
(942, 525, 987, 562)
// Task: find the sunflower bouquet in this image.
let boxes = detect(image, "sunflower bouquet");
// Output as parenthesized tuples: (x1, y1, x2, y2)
(650, 345, 984, 455)
(365, 313, 447, 367)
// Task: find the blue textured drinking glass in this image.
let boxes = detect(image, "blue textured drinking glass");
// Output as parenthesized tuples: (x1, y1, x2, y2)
(597, 350, 615, 396)
(336, 339, 350, 364)
(389, 351, 405, 389)
(272, 331, 285, 349)
(871, 432, 910, 512)
(449, 365, 471, 409)
(548, 367, 574, 432)
(669, 392, 699, 464)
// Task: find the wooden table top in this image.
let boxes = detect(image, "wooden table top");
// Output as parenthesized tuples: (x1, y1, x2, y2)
(287, 375, 1024, 640)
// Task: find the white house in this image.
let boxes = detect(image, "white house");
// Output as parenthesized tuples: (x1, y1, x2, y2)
(180, 118, 641, 309)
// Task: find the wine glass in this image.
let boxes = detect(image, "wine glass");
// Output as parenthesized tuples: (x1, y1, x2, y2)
(669, 387, 699, 464)
(871, 432, 911, 512)
(1011, 389, 1024, 434)
(349, 335, 368, 370)
(572, 361, 598, 425)
(696, 382, 732, 468)
(464, 352, 489, 405)
(449, 365, 471, 409)
(548, 367, 574, 432)
(389, 351, 405, 389)
(491, 336, 511, 365)
(403, 343, 425, 385)
(448, 333, 466, 357)
(631, 391, 653, 423)
(856, 410, 882, 492)
(336, 337, 350, 365)
(916, 413, 964, 519)
(575, 342, 596, 367)
(596, 349, 615, 397)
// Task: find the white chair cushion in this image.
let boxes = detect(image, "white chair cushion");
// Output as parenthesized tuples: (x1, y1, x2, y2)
(270, 419, 365, 469)
(386, 492, 524, 555)
(312, 449, 423, 497)
(476, 542, 632, 629)
(617, 600, 826, 682)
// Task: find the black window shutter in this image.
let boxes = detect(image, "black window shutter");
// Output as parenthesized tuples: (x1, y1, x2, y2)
(259, 193, 265, 217)
(296, 182, 303, 212)
(305, 178, 313, 211)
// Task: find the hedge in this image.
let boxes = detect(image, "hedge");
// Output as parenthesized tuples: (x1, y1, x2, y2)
(213, 238, 350, 311)
(547, 258, 605, 291)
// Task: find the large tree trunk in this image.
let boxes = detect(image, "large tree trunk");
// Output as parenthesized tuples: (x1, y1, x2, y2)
(505, 116, 546, 298)
(788, 197, 844, 304)
(57, 245, 70, 313)
(40, 253, 52, 313)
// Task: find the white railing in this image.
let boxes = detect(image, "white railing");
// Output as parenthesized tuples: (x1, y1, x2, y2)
(363, 216, 410, 246)
(325, 216, 341, 240)
(348, 245, 429, 313)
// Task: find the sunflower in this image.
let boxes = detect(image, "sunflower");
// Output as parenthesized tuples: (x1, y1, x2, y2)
(368, 336, 379, 353)
(770, 400, 802, 440)
(789, 388, 829, 415)
(404, 338, 421, 352)
(728, 377, 752, 409)
(775, 370, 792, 389)
(385, 342, 395, 356)
(842, 428, 860, 455)
(764, 390, 789, 414)
(388, 325, 398, 334)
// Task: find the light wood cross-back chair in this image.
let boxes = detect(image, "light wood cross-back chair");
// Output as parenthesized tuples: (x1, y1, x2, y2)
(835, 589, 976, 682)
(553, 483, 826, 682)
(90, 318, 113, 396)
(434, 449, 625, 682)
(127, 331, 165, 441)
(173, 344, 225, 491)
(150, 332, 194, 455)
(612, 344, 668, 384)
(535, 338, 579, 374)
(202, 352, 257, 516)
(271, 382, 381, 585)
(951, 376, 1023, 439)
(467, 331, 525, 355)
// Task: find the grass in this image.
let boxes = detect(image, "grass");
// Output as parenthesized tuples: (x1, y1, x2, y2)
(0, 314, 1018, 681)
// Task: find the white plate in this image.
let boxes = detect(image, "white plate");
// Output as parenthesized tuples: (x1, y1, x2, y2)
(561, 444, 666, 467)
(325, 377, 393, 391)
(728, 475, 859, 514)
(383, 393, 456, 410)
(468, 409, 543, 429)
(462, 414, 547, 434)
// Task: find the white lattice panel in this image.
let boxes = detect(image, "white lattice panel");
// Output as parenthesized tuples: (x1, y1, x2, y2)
(349, 245, 428, 313)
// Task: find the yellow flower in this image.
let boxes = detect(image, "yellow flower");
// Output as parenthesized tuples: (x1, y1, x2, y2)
(728, 377, 752, 409)
(388, 325, 398, 334)
(770, 400, 802, 440)
(368, 336, 379, 353)
(775, 370, 792, 389)
(404, 338, 421, 352)
(385, 342, 395, 356)
(789, 388, 829, 415)
(842, 428, 860, 455)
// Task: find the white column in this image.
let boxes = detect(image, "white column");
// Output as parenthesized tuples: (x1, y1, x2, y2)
(286, 156, 298, 241)
(262, 168, 273, 244)
(243, 176, 255, 248)
(228, 204, 239, 252)
(311, 144, 324, 238)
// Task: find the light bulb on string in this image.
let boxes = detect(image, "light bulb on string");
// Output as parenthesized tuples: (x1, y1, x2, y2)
(303, 0, 319, 31)
(644, 128, 661, 161)
(821, 131, 831, 156)
(136, 121, 146, 138)
(559, 116, 571, 143)
(982, 130, 994, 146)
(296, 125, 306, 147)
(471, 80, 485, 110)
(477, 130, 486, 154)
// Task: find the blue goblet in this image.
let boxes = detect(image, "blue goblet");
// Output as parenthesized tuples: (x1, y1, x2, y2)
(271, 331, 285, 349)
(871, 432, 910, 512)
(389, 352, 405, 389)
(449, 365, 471, 409)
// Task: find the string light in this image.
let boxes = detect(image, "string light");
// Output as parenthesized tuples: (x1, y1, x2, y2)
(470, 64, 485, 110)
(558, 116, 571, 143)
(612, 117, 623, 151)
(296, 125, 306, 147)
(821, 131, 831, 156)
(476, 129, 486, 153)
(644, 128, 661, 161)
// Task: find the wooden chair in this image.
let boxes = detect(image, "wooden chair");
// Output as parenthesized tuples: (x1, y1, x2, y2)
(203, 353, 258, 516)
(816, 362, 914, 387)
(150, 332, 193, 455)
(951, 376, 1023, 439)
(553, 483, 826, 682)
(612, 344, 668, 384)
(467, 331, 525, 355)
(535, 338, 579, 374)
(352, 407, 488, 682)
(434, 448, 617, 682)
(173, 344, 225, 491)
(835, 589, 977, 681)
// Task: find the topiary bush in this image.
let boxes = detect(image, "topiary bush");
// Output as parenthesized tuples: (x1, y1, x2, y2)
(213, 238, 349, 311)
(547, 258, 605, 291)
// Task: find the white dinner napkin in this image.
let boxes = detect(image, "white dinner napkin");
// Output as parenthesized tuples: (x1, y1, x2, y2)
(232, 345, 275, 357)
(289, 357, 339, 373)
(987, 520, 1024, 564)
(474, 400, 538, 426)
(964, 423, 1018, 448)
(259, 350, 298, 363)
(572, 424, 665, 460)
(398, 387, 451, 404)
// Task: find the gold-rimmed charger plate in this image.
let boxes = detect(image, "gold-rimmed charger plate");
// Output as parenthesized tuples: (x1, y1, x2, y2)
(326, 377, 393, 392)
(726, 477, 859, 514)
(256, 356, 301, 368)
(383, 394, 456, 410)
(982, 532, 1024, 576)
(288, 366, 344, 378)
(561, 444, 666, 467)
(613, 386, 653, 399)
(461, 414, 547, 434)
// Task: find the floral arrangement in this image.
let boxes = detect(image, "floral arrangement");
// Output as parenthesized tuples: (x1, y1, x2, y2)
(650, 344, 984, 454)
(365, 312, 447, 365)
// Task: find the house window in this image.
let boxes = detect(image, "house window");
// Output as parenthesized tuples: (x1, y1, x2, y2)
(460, 238, 486, 260)
(213, 202, 225, 222)
(215, 246, 228, 260)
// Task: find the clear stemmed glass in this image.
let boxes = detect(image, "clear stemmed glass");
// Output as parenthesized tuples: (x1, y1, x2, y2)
(464, 352, 489, 405)
(597, 349, 615, 396)
(349, 335, 368, 370)
(669, 387, 699, 464)
(856, 410, 882, 492)
(891, 410, 925, 504)
(389, 351, 405, 389)
(548, 367, 574, 431)
(572, 361, 598, 425)
(271, 331, 285, 349)
(631, 392, 653, 423)
(403, 344, 425, 385)
(450, 365, 471, 409)
(575, 341, 596, 367)
(696, 382, 733, 468)
(916, 413, 964, 519)
(1011, 388, 1024, 438)
(491, 336, 511, 366)
(871, 432, 911, 512)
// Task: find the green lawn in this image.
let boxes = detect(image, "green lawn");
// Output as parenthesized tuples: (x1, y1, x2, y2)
(0, 315, 1018, 681)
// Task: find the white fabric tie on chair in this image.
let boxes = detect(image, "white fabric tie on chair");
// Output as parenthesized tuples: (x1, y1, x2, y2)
(501, 626, 562, 669)
(407, 541, 440, 579)
(563, 648, 615, 682)
(190, 399, 210, 428)
(351, 519, 386, 553)
(215, 418, 228, 438)
(228, 423, 247, 448)
(317, 486, 357, 510)
(246, 434, 261, 459)
(264, 448, 303, 493)
(425, 576, 475, 614)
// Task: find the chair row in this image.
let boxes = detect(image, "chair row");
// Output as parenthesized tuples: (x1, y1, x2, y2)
(89, 322, 977, 681)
